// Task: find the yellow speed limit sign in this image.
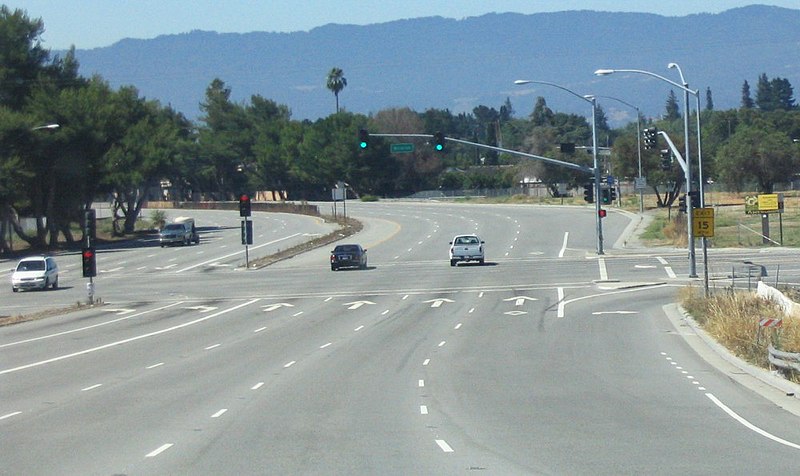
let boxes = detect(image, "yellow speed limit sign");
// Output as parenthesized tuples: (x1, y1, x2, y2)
(692, 207, 714, 237)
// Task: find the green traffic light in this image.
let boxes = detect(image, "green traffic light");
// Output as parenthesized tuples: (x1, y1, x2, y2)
(359, 141, 368, 149)
(435, 144, 443, 151)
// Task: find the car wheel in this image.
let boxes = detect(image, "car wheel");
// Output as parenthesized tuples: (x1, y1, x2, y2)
(479, 258, 484, 265)
(12, 287, 18, 293)
(52, 277, 58, 289)
(450, 259, 457, 267)
(331, 266, 337, 271)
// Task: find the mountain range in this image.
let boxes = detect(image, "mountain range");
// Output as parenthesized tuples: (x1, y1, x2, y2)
(71, 5, 800, 126)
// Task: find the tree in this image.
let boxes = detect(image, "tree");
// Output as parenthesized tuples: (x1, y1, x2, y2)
(715, 124, 798, 193)
(665, 90, 680, 121)
(705, 87, 714, 111)
(326, 67, 347, 114)
(741, 80, 755, 109)
(530, 97, 554, 127)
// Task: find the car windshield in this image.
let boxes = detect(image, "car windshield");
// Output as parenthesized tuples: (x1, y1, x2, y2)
(17, 260, 45, 271)
(335, 245, 359, 253)
(455, 236, 478, 245)
(164, 224, 183, 230)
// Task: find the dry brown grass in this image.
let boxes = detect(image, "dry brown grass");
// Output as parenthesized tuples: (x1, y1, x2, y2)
(680, 286, 800, 379)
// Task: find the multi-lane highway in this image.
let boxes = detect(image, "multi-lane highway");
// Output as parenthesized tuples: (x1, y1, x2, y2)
(3, 201, 800, 474)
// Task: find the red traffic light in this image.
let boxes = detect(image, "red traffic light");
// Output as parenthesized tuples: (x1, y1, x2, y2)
(240, 194, 250, 202)
(598, 209, 607, 218)
(82, 249, 94, 259)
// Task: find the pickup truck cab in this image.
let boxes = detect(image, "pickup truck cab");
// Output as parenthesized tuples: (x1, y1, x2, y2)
(449, 234, 485, 266)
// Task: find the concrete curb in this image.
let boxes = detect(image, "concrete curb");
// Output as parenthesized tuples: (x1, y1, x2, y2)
(667, 303, 800, 402)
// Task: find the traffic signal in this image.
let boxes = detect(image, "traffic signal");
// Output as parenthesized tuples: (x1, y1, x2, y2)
(660, 149, 671, 170)
(560, 143, 576, 153)
(583, 183, 593, 203)
(643, 127, 658, 150)
(609, 186, 617, 202)
(82, 247, 97, 278)
(678, 195, 687, 213)
(598, 209, 607, 218)
(239, 194, 252, 217)
(601, 186, 612, 204)
(433, 131, 445, 152)
(358, 129, 369, 149)
(688, 190, 700, 208)
(83, 209, 96, 248)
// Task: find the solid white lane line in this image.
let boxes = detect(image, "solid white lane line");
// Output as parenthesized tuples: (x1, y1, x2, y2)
(0, 412, 22, 420)
(251, 382, 265, 390)
(706, 393, 800, 450)
(211, 409, 227, 418)
(557, 287, 565, 318)
(0, 299, 261, 376)
(146, 444, 173, 458)
(146, 363, 164, 369)
(81, 384, 102, 392)
(436, 439, 454, 453)
(559, 232, 569, 258)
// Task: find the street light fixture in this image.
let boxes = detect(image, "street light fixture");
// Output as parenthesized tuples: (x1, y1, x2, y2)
(595, 67, 703, 278)
(31, 124, 60, 131)
(514, 79, 604, 255)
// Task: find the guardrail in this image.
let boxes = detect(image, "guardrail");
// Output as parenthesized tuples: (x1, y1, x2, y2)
(768, 345, 800, 373)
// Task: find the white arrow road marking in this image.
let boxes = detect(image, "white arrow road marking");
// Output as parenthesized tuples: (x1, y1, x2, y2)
(504, 311, 528, 316)
(261, 303, 294, 312)
(184, 305, 218, 313)
(103, 308, 135, 315)
(504, 296, 538, 306)
(424, 298, 454, 308)
(343, 300, 375, 310)
(592, 311, 638, 315)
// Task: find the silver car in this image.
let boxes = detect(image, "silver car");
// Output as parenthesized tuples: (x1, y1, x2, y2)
(11, 256, 59, 292)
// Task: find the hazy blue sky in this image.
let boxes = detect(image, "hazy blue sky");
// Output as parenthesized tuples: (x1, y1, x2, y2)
(7, 1, 800, 50)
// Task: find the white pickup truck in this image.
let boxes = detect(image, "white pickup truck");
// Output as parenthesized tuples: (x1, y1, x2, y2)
(449, 234, 485, 266)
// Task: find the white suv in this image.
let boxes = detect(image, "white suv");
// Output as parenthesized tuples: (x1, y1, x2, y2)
(11, 256, 59, 292)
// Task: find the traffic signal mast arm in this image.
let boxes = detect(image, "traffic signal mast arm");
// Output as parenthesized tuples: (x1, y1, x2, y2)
(369, 133, 593, 174)
(657, 131, 688, 174)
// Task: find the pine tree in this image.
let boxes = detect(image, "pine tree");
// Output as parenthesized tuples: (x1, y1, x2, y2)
(664, 90, 680, 120)
(705, 87, 714, 111)
(741, 80, 754, 109)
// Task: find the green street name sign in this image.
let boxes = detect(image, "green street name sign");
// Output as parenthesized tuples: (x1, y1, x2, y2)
(390, 143, 414, 153)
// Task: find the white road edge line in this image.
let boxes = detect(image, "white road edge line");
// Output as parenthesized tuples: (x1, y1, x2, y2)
(0, 301, 185, 349)
(0, 299, 261, 376)
(598, 258, 609, 281)
(706, 393, 800, 450)
(176, 234, 302, 273)
(559, 232, 569, 258)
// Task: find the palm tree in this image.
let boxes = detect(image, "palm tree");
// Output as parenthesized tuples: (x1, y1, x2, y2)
(326, 67, 347, 113)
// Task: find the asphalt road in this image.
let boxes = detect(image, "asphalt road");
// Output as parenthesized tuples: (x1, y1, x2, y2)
(3, 201, 800, 474)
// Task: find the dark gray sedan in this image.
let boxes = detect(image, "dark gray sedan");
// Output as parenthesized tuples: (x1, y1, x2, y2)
(330, 244, 367, 271)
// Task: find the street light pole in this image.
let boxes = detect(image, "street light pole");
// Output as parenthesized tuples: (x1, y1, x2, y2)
(591, 95, 643, 213)
(594, 67, 701, 278)
(514, 79, 603, 254)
